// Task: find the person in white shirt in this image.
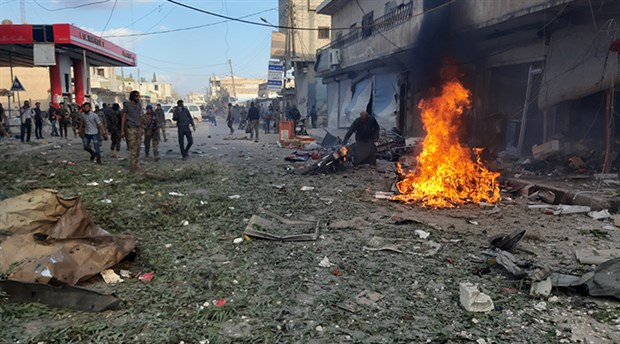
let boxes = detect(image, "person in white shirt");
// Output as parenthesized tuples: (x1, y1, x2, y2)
(19, 100, 33, 143)
(78, 102, 107, 164)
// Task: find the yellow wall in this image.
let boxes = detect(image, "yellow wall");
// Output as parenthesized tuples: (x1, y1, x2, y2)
(0, 67, 51, 110)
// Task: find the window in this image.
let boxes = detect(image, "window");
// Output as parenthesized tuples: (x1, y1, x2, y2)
(154, 84, 159, 91)
(189, 105, 200, 112)
(318, 27, 330, 39)
(385, 1, 396, 14)
(362, 11, 373, 37)
(97, 68, 105, 76)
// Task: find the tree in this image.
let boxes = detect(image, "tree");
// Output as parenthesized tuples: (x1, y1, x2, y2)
(129, 73, 134, 80)
(152, 72, 157, 83)
(140, 77, 146, 83)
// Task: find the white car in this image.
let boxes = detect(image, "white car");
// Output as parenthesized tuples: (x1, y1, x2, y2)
(160, 103, 202, 127)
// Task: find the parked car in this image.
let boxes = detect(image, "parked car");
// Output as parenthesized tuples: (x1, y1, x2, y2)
(161, 103, 202, 127)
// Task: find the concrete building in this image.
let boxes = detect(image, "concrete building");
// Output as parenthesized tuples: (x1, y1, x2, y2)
(278, 0, 331, 118)
(258, 82, 280, 99)
(208, 76, 265, 103)
(186, 91, 206, 104)
(316, 0, 620, 162)
(90, 66, 124, 105)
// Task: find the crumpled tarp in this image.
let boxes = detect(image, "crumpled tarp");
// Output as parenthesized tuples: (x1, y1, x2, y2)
(0, 189, 135, 285)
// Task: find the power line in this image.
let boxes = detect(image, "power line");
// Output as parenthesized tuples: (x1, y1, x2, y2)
(166, 0, 456, 31)
(105, 7, 276, 38)
(101, 0, 118, 34)
(32, 0, 111, 11)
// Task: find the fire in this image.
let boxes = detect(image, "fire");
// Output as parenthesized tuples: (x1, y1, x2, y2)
(392, 79, 501, 208)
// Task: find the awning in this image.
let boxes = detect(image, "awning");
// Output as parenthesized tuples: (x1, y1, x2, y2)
(338, 78, 352, 127)
(538, 23, 620, 109)
(374, 73, 398, 129)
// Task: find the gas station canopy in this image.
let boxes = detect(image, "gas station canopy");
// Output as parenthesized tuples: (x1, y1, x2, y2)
(0, 24, 137, 67)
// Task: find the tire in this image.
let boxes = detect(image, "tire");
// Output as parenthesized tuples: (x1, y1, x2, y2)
(300, 162, 321, 175)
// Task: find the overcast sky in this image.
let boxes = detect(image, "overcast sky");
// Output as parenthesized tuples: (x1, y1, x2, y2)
(0, 0, 279, 95)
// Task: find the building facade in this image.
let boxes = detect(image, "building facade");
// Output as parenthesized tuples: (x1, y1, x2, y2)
(208, 76, 266, 103)
(279, 0, 331, 119)
(316, 0, 619, 161)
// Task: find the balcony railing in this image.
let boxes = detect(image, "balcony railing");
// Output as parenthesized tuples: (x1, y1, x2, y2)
(318, 1, 414, 54)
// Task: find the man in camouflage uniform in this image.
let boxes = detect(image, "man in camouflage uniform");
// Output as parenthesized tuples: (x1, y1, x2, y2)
(70, 103, 80, 138)
(106, 103, 123, 158)
(143, 104, 167, 161)
(121, 91, 144, 173)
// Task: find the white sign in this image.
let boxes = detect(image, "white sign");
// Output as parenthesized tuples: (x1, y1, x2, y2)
(34, 43, 56, 66)
(267, 63, 284, 91)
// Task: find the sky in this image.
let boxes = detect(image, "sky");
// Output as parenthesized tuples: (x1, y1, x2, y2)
(0, 0, 280, 95)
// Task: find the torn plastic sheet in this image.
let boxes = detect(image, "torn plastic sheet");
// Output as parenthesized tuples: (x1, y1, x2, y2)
(0, 189, 136, 285)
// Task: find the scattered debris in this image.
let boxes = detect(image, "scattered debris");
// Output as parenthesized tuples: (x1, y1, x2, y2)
(233, 237, 244, 245)
(181, 220, 189, 226)
(243, 209, 319, 241)
(100, 199, 112, 204)
(459, 282, 494, 312)
(489, 229, 526, 252)
(319, 257, 332, 268)
(300, 186, 315, 191)
(228, 194, 241, 199)
(533, 301, 547, 311)
(100, 269, 124, 284)
(138, 272, 154, 282)
(86, 182, 99, 186)
(103, 178, 114, 184)
(538, 190, 556, 204)
(119, 270, 131, 278)
(212, 299, 226, 307)
(588, 209, 612, 220)
(467, 220, 479, 225)
(330, 217, 370, 229)
(374, 191, 394, 199)
(414, 229, 430, 239)
(575, 248, 620, 265)
(532, 139, 560, 160)
(355, 290, 383, 307)
(168, 192, 184, 197)
(530, 277, 552, 298)
(315, 325, 324, 332)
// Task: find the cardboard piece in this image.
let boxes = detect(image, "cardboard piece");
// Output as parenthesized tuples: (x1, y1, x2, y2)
(243, 208, 319, 241)
(0, 189, 135, 285)
(575, 248, 620, 265)
(532, 140, 560, 160)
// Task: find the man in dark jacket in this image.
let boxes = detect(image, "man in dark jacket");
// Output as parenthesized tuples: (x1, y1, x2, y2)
(172, 100, 195, 160)
(34, 102, 43, 139)
(247, 101, 260, 142)
(342, 111, 380, 167)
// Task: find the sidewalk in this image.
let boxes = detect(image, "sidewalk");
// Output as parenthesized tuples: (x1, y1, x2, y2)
(0, 135, 75, 158)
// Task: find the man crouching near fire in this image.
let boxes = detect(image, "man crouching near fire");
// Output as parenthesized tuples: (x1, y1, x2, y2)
(342, 111, 380, 168)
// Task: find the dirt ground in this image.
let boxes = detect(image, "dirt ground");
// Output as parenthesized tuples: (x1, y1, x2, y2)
(1, 121, 620, 343)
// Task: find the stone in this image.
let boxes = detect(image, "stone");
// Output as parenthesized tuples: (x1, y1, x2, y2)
(460, 282, 494, 312)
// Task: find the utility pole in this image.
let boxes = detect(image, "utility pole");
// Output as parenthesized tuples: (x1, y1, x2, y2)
(228, 59, 237, 101)
(20, 0, 27, 24)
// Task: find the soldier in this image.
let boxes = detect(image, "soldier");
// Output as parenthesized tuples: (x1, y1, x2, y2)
(106, 103, 123, 158)
(143, 104, 167, 161)
(70, 103, 80, 138)
(58, 102, 69, 138)
(121, 91, 144, 173)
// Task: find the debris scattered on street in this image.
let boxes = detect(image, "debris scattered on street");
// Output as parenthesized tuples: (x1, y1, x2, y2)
(228, 194, 241, 199)
(138, 272, 154, 282)
(374, 191, 394, 199)
(100, 269, 124, 284)
(414, 229, 430, 239)
(168, 192, 185, 197)
(575, 248, 620, 265)
(588, 209, 612, 220)
(243, 209, 319, 241)
(459, 282, 494, 312)
(300, 186, 315, 191)
(319, 256, 332, 267)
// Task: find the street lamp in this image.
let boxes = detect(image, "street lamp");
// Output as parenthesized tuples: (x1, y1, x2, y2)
(260, 17, 276, 27)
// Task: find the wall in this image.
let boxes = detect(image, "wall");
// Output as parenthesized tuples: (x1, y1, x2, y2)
(451, 0, 574, 32)
(279, 0, 332, 62)
(0, 67, 51, 113)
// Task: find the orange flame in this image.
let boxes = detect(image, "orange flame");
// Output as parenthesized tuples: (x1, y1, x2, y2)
(392, 79, 501, 208)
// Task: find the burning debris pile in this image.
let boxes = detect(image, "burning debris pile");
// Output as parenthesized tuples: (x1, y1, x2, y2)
(393, 79, 501, 208)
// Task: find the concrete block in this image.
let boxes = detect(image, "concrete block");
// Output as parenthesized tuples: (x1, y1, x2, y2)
(459, 282, 494, 312)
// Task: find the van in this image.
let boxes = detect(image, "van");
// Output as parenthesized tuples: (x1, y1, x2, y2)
(160, 103, 202, 127)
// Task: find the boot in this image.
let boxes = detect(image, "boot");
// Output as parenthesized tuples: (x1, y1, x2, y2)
(96, 157, 102, 164)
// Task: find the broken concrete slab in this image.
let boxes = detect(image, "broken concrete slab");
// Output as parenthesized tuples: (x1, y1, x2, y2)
(459, 282, 494, 312)
(575, 248, 620, 265)
(530, 277, 552, 298)
(532, 139, 560, 160)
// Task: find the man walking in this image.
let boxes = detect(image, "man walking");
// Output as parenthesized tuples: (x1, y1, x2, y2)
(172, 100, 195, 160)
(247, 101, 260, 142)
(48, 102, 58, 137)
(121, 91, 144, 173)
(143, 104, 166, 161)
(78, 102, 106, 164)
(106, 103, 123, 158)
(342, 111, 380, 167)
(34, 102, 43, 139)
(226, 103, 234, 134)
(20, 100, 33, 143)
(70, 103, 80, 138)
